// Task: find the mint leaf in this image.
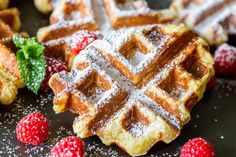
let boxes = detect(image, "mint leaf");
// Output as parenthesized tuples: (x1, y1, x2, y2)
(13, 35, 44, 59)
(13, 35, 46, 94)
(13, 34, 26, 47)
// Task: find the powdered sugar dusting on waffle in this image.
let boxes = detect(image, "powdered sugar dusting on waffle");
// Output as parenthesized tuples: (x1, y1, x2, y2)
(49, 17, 95, 31)
(173, 0, 236, 44)
(229, 12, 236, 33)
(44, 0, 110, 35)
(181, 0, 223, 18)
(73, 26, 184, 128)
(108, 0, 152, 17)
(51, 0, 81, 21)
(51, 0, 78, 8)
(129, 48, 147, 66)
(92, 0, 112, 34)
(49, 24, 215, 156)
(45, 0, 96, 33)
(99, 26, 171, 74)
(38, 0, 176, 43)
(78, 47, 136, 93)
(195, 1, 236, 32)
(57, 57, 122, 109)
(128, 121, 147, 137)
(65, 30, 98, 50)
(43, 30, 100, 50)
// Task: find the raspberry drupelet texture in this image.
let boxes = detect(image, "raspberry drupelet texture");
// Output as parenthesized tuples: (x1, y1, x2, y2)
(180, 138, 215, 157)
(50, 136, 84, 157)
(40, 57, 67, 91)
(70, 31, 98, 55)
(214, 43, 236, 75)
(16, 112, 49, 145)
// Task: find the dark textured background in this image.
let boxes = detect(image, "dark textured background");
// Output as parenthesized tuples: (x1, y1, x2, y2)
(0, 0, 235, 156)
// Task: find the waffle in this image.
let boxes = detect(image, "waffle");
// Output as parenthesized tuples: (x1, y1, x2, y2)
(33, 0, 55, 14)
(171, 0, 236, 45)
(42, 31, 100, 69)
(103, 0, 174, 29)
(0, 8, 24, 105)
(36, 0, 175, 42)
(37, 0, 98, 43)
(0, 0, 9, 10)
(49, 24, 214, 156)
(0, 7, 21, 31)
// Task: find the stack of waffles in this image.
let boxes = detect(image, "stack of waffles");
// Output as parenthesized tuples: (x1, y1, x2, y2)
(171, 0, 236, 45)
(49, 24, 215, 156)
(34, 0, 176, 67)
(0, 8, 24, 105)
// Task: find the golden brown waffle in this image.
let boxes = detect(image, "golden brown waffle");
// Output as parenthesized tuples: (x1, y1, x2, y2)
(49, 24, 214, 156)
(103, 0, 174, 29)
(42, 31, 100, 69)
(0, 0, 9, 10)
(0, 8, 21, 32)
(0, 8, 24, 105)
(171, 0, 236, 45)
(36, 0, 175, 42)
(37, 0, 98, 43)
(33, 0, 54, 14)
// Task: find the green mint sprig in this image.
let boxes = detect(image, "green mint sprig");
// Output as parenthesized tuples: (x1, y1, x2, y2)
(13, 34, 46, 94)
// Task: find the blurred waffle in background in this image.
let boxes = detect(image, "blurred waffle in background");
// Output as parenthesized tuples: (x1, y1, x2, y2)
(34, 0, 176, 69)
(171, 0, 236, 45)
(0, 0, 9, 10)
(0, 8, 24, 105)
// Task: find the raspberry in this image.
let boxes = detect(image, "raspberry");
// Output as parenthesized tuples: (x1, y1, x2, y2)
(214, 43, 236, 75)
(50, 136, 84, 157)
(180, 138, 215, 157)
(16, 112, 49, 145)
(206, 76, 216, 90)
(69, 31, 98, 55)
(41, 57, 67, 91)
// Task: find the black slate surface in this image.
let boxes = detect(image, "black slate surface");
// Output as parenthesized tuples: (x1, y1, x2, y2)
(0, 0, 235, 156)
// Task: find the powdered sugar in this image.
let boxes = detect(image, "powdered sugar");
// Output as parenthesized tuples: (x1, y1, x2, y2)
(108, 0, 152, 17)
(85, 141, 121, 157)
(70, 25, 207, 134)
(0, 92, 77, 156)
(87, 87, 103, 103)
(98, 26, 171, 74)
(39, 0, 171, 39)
(128, 48, 148, 66)
(92, 0, 112, 34)
(173, 0, 236, 44)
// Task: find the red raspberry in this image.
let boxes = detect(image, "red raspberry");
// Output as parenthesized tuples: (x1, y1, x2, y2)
(41, 57, 67, 91)
(68, 31, 98, 55)
(206, 76, 216, 90)
(50, 136, 84, 157)
(16, 112, 49, 145)
(214, 43, 236, 75)
(180, 138, 215, 157)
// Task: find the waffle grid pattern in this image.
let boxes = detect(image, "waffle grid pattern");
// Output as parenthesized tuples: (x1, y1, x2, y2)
(171, 0, 236, 45)
(49, 24, 214, 156)
(37, 0, 175, 42)
(37, 0, 98, 42)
